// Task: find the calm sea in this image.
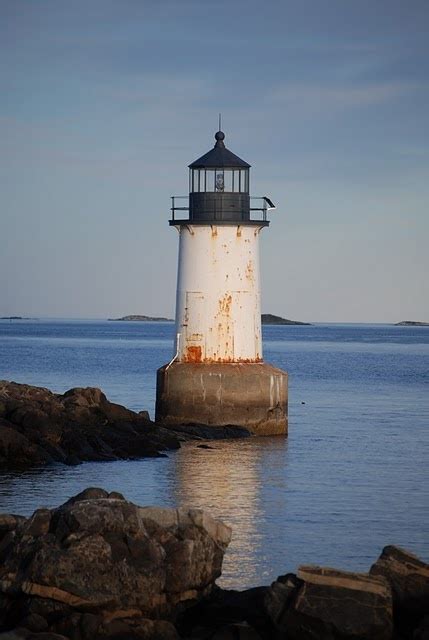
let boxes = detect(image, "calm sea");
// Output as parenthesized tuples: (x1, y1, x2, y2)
(0, 320, 428, 588)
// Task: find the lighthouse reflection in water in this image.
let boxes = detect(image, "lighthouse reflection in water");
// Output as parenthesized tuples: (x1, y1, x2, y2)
(171, 438, 290, 587)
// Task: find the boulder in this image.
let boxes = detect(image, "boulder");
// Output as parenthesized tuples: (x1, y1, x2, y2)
(265, 565, 393, 639)
(0, 488, 231, 639)
(0, 381, 180, 468)
(370, 545, 429, 636)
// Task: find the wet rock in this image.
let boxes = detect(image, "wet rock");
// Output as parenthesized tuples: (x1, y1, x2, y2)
(265, 565, 393, 639)
(370, 545, 429, 636)
(0, 489, 231, 638)
(0, 381, 180, 469)
(166, 424, 251, 440)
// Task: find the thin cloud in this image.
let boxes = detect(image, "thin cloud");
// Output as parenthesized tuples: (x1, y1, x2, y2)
(269, 82, 423, 111)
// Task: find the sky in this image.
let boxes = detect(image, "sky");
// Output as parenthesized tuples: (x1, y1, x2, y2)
(1, 0, 428, 322)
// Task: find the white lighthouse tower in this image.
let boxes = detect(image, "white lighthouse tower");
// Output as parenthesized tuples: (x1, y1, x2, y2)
(156, 129, 288, 435)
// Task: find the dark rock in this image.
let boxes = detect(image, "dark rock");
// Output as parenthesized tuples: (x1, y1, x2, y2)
(370, 545, 429, 636)
(24, 511, 51, 537)
(0, 514, 26, 534)
(0, 630, 31, 639)
(0, 420, 52, 468)
(264, 573, 301, 627)
(414, 615, 429, 640)
(99, 617, 179, 639)
(0, 381, 180, 469)
(0, 489, 231, 637)
(27, 634, 69, 640)
(62, 487, 110, 506)
(0, 381, 256, 470)
(19, 613, 49, 632)
(167, 424, 251, 440)
(211, 623, 263, 639)
(177, 586, 272, 639)
(108, 492, 126, 501)
(265, 565, 393, 639)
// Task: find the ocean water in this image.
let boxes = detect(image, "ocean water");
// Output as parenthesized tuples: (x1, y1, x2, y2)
(0, 319, 428, 588)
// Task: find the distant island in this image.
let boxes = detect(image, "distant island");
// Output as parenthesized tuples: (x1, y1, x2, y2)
(0, 316, 32, 320)
(261, 314, 311, 325)
(110, 313, 310, 325)
(395, 320, 429, 327)
(109, 315, 173, 322)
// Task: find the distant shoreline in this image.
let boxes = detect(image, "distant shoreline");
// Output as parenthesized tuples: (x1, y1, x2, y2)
(261, 314, 311, 326)
(395, 320, 429, 327)
(1, 316, 427, 326)
(108, 315, 173, 322)
(108, 313, 312, 325)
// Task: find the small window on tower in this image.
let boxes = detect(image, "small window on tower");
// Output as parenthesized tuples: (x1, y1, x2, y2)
(223, 170, 233, 192)
(192, 169, 198, 192)
(240, 170, 248, 192)
(215, 171, 224, 192)
(206, 169, 215, 191)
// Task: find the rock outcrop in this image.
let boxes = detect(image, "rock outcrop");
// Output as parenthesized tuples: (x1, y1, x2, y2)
(0, 381, 180, 468)
(265, 567, 393, 639)
(0, 488, 231, 639)
(370, 545, 429, 637)
(0, 489, 428, 639)
(0, 381, 251, 469)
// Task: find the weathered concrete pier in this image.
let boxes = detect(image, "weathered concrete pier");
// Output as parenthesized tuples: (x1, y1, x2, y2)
(156, 129, 288, 435)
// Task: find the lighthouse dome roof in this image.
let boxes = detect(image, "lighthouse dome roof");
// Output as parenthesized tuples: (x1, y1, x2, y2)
(189, 131, 251, 169)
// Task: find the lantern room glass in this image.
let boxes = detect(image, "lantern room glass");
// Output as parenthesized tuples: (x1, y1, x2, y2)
(190, 168, 249, 194)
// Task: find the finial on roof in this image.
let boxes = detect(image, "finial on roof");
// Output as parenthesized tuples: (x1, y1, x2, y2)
(214, 130, 225, 148)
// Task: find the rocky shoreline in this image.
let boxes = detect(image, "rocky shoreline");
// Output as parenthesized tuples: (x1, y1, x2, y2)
(0, 381, 250, 470)
(0, 489, 427, 639)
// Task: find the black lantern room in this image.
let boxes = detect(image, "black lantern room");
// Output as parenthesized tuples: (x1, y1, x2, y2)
(170, 130, 273, 226)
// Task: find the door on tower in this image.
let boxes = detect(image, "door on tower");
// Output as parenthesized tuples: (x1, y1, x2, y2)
(183, 291, 206, 363)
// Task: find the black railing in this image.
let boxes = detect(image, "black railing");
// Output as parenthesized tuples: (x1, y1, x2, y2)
(170, 196, 273, 223)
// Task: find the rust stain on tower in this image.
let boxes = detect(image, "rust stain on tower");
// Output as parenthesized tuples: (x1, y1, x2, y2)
(184, 345, 202, 363)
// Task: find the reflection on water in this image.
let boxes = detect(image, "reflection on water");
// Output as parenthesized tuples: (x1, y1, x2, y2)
(0, 422, 428, 589)
(0, 438, 287, 588)
(1, 321, 428, 588)
(172, 438, 287, 586)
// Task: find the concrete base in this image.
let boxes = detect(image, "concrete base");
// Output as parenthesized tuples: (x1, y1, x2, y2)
(155, 362, 288, 436)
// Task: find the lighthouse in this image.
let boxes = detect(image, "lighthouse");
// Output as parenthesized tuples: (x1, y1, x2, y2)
(155, 129, 288, 435)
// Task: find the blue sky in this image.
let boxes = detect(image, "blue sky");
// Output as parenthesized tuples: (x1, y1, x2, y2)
(1, 0, 428, 322)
